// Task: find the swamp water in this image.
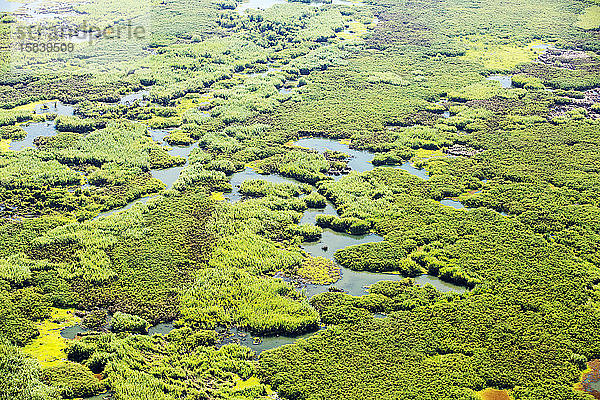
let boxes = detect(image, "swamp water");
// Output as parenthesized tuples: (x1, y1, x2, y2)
(108, 137, 467, 354)
(289, 138, 468, 296)
(119, 90, 149, 105)
(148, 130, 200, 189)
(235, 0, 363, 12)
(9, 101, 74, 151)
(486, 75, 513, 89)
(60, 324, 90, 339)
(77, 136, 469, 354)
(94, 195, 155, 219)
(225, 167, 300, 202)
(83, 393, 113, 400)
(216, 326, 322, 355)
(0, 0, 18, 11)
(440, 199, 465, 209)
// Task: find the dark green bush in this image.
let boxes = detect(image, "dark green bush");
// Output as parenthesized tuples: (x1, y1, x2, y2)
(110, 312, 148, 334)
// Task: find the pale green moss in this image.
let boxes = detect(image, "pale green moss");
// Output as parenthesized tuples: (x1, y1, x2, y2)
(576, 6, 600, 30)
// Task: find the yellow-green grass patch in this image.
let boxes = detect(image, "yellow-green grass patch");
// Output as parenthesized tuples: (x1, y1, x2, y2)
(210, 192, 225, 201)
(22, 308, 81, 367)
(576, 6, 600, 30)
(0, 139, 11, 152)
(298, 256, 341, 285)
(460, 37, 538, 71)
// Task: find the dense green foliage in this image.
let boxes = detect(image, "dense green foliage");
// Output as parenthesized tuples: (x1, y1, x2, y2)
(180, 267, 319, 335)
(109, 312, 148, 334)
(42, 362, 103, 398)
(1, 0, 600, 397)
(0, 339, 57, 400)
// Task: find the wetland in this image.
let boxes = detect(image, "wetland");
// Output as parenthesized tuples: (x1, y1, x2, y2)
(0, 0, 599, 399)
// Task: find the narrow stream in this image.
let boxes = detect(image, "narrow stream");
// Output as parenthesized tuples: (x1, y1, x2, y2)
(216, 326, 322, 354)
(94, 195, 155, 219)
(148, 130, 200, 189)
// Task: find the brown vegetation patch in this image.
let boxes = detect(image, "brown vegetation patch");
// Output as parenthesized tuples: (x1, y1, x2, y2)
(537, 48, 596, 70)
(479, 388, 511, 400)
(466, 97, 525, 114)
(444, 144, 483, 157)
(578, 359, 600, 400)
(549, 89, 600, 120)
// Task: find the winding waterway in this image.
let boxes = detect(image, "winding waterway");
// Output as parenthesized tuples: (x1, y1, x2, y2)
(30, 98, 472, 358)
(290, 138, 468, 296)
(84, 136, 470, 356)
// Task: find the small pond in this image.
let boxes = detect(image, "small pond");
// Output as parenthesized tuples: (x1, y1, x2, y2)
(398, 161, 430, 180)
(225, 167, 300, 202)
(0, 0, 18, 11)
(531, 43, 551, 50)
(302, 262, 467, 297)
(152, 166, 184, 189)
(486, 75, 512, 89)
(300, 227, 467, 296)
(167, 142, 199, 159)
(293, 137, 374, 173)
(148, 129, 171, 144)
(32, 101, 75, 116)
(119, 90, 149, 105)
(147, 322, 175, 336)
(0, 0, 22, 12)
(440, 199, 465, 209)
(9, 100, 74, 151)
(60, 324, 90, 339)
(146, 322, 324, 355)
(10, 121, 56, 151)
(301, 229, 384, 261)
(294, 137, 432, 180)
(299, 200, 337, 225)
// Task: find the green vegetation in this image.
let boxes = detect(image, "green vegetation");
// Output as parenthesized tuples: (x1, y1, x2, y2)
(297, 257, 340, 284)
(42, 362, 103, 399)
(64, 329, 270, 400)
(1, 0, 600, 397)
(110, 312, 148, 334)
(576, 6, 600, 30)
(0, 338, 57, 400)
(179, 267, 319, 335)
